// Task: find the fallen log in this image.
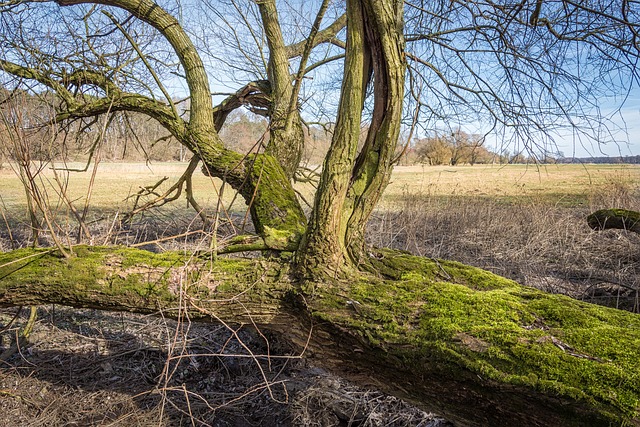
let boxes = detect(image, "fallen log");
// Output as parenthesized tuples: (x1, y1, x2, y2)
(587, 208, 640, 234)
(0, 246, 639, 426)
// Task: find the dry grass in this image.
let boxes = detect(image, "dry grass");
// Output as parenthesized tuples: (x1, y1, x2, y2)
(369, 167, 640, 311)
(384, 163, 640, 205)
(0, 161, 639, 426)
(0, 306, 448, 427)
(3, 162, 637, 212)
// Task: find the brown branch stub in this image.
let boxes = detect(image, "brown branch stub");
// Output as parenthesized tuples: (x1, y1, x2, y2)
(212, 80, 272, 130)
(587, 209, 640, 234)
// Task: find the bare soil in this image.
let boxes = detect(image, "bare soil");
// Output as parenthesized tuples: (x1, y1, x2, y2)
(0, 306, 449, 426)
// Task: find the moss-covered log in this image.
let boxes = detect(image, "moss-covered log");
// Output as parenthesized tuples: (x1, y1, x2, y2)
(587, 209, 640, 234)
(1, 246, 639, 426)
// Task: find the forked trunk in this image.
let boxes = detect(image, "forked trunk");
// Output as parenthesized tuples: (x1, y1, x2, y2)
(297, 0, 406, 277)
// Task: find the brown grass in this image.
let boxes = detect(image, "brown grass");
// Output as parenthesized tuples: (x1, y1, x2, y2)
(0, 161, 639, 426)
(0, 306, 448, 427)
(369, 167, 640, 311)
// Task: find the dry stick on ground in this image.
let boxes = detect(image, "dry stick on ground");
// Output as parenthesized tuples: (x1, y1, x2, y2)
(0, 306, 37, 361)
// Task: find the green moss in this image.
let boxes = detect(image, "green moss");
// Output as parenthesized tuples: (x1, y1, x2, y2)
(308, 251, 640, 423)
(263, 225, 299, 250)
(587, 208, 640, 233)
(3, 246, 639, 422)
(371, 248, 517, 290)
(247, 154, 307, 244)
(198, 147, 307, 249)
(0, 246, 279, 310)
(0, 246, 180, 302)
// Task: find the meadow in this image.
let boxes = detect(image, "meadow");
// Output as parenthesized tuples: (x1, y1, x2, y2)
(2, 161, 638, 210)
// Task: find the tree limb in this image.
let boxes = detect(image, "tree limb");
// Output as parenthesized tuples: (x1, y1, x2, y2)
(286, 13, 347, 58)
(0, 246, 638, 426)
(57, 0, 215, 136)
(212, 80, 271, 131)
(587, 209, 640, 234)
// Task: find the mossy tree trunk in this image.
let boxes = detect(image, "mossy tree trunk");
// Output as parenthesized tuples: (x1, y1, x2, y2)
(4, 1, 640, 426)
(588, 209, 640, 234)
(298, 0, 406, 276)
(257, 0, 305, 180)
(45, 0, 308, 246)
(1, 246, 639, 427)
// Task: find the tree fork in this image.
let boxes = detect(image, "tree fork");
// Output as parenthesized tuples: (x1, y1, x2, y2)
(52, 0, 306, 246)
(198, 150, 306, 250)
(296, 0, 406, 275)
(1, 246, 639, 426)
(344, 0, 406, 262)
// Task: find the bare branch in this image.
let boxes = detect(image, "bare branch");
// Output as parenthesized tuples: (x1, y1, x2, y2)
(285, 13, 347, 58)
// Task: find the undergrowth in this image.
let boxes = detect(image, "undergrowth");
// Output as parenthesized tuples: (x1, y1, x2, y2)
(0, 166, 638, 426)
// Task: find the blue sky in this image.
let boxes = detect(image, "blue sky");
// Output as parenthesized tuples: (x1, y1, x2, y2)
(558, 99, 640, 158)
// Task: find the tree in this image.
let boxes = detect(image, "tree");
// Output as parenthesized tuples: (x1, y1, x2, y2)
(415, 135, 452, 165)
(1, 1, 640, 425)
(415, 129, 492, 166)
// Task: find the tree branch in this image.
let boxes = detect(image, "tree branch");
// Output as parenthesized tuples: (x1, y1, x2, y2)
(0, 246, 638, 426)
(102, 9, 180, 120)
(285, 13, 347, 58)
(56, 0, 215, 136)
(212, 80, 271, 131)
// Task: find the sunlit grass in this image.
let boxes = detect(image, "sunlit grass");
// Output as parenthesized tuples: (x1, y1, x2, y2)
(1, 162, 638, 215)
(383, 163, 640, 207)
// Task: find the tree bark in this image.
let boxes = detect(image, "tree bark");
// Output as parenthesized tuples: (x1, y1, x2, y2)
(257, 0, 305, 180)
(343, 0, 406, 260)
(297, 0, 369, 277)
(298, 0, 406, 275)
(1, 246, 639, 427)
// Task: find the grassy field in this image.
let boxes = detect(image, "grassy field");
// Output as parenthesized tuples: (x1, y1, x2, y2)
(2, 161, 638, 211)
(385, 163, 640, 206)
(1, 160, 639, 284)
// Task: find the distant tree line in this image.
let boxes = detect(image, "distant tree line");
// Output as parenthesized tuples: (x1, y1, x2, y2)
(0, 87, 334, 167)
(2, 89, 637, 168)
(557, 155, 640, 164)
(0, 87, 185, 164)
(405, 129, 559, 166)
(405, 130, 640, 166)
